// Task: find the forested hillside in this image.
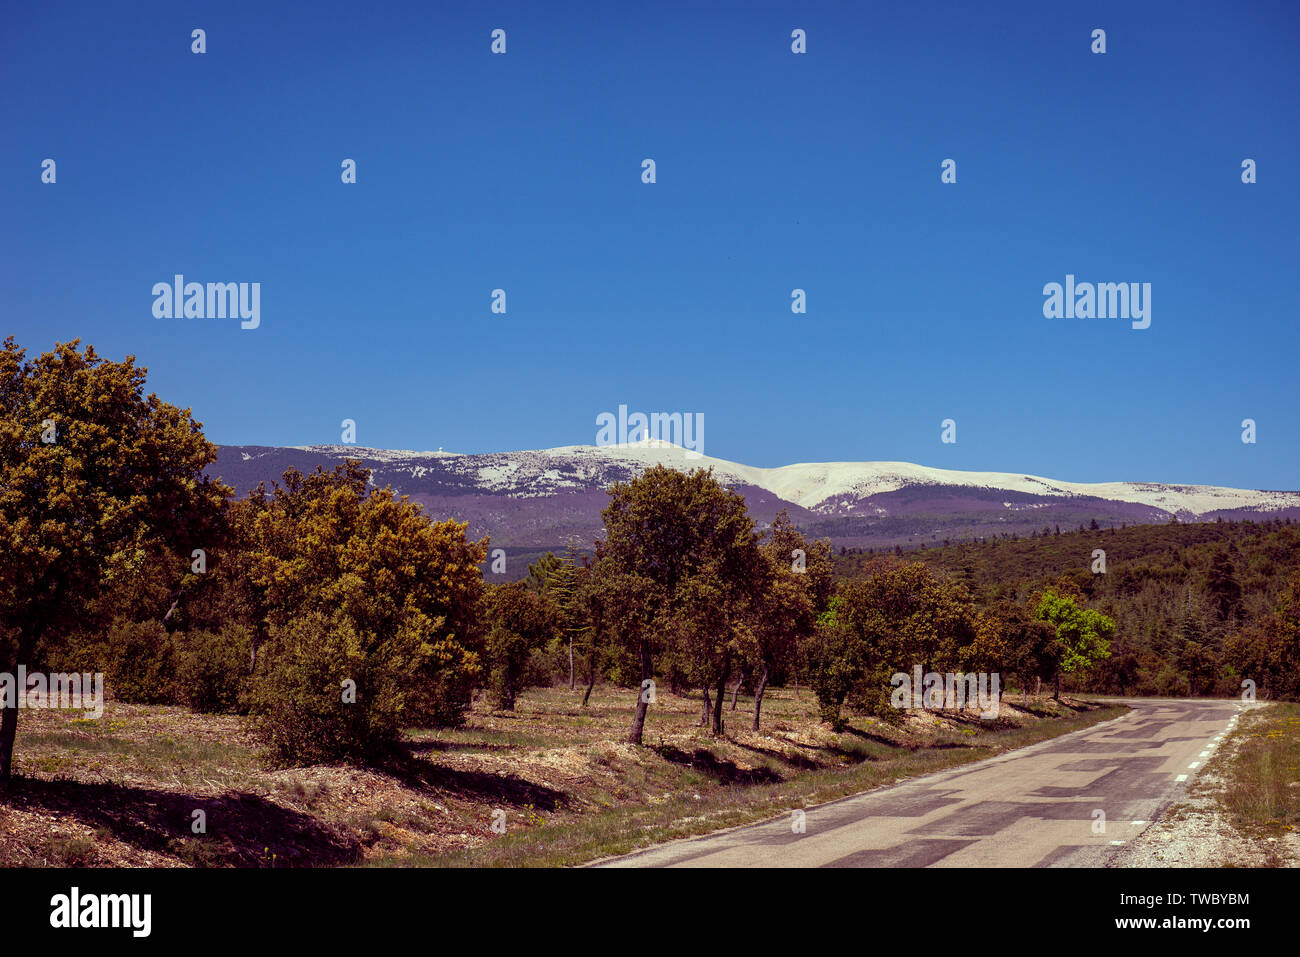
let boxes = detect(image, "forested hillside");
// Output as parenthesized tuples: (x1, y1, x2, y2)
(834, 519, 1300, 698)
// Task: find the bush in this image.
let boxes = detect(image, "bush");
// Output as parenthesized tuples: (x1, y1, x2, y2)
(172, 624, 252, 713)
(414, 664, 479, 728)
(483, 582, 553, 710)
(807, 619, 857, 729)
(251, 612, 410, 764)
(1152, 664, 1190, 697)
(523, 645, 563, 690)
(90, 619, 177, 705)
(242, 464, 490, 737)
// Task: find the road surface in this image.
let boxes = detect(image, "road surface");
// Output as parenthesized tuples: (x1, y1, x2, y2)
(596, 698, 1249, 867)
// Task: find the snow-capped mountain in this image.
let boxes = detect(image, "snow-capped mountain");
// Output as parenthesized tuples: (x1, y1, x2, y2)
(211, 441, 1300, 557)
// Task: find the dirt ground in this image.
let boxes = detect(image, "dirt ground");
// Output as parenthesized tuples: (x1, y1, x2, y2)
(0, 683, 1106, 867)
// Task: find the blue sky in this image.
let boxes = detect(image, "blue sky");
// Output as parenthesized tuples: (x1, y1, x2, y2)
(3, 0, 1297, 488)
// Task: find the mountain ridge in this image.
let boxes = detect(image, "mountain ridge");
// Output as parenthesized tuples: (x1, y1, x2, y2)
(211, 442, 1300, 555)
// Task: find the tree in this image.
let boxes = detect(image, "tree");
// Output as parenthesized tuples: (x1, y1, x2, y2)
(1177, 637, 1217, 697)
(1206, 550, 1244, 622)
(572, 560, 612, 707)
(0, 339, 226, 780)
(597, 465, 759, 743)
(1034, 589, 1114, 698)
(1225, 572, 1300, 700)
(806, 594, 865, 728)
(1099, 644, 1140, 696)
(244, 462, 489, 755)
(987, 600, 1060, 707)
(805, 561, 979, 725)
(849, 562, 977, 713)
(484, 581, 554, 709)
(750, 512, 833, 730)
(527, 541, 585, 690)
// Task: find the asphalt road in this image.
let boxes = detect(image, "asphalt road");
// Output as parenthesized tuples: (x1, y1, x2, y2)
(596, 698, 1249, 868)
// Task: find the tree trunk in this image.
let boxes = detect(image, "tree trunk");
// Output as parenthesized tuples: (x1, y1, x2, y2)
(627, 643, 651, 745)
(628, 688, 649, 744)
(0, 689, 18, 782)
(699, 685, 711, 725)
(1053, 674, 1061, 701)
(711, 659, 728, 737)
(730, 672, 743, 711)
(0, 636, 29, 782)
(568, 637, 575, 691)
(752, 664, 770, 732)
(582, 651, 596, 707)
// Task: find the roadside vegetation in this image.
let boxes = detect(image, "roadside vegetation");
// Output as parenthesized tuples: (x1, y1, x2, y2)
(0, 683, 1121, 867)
(1216, 702, 1300, 862)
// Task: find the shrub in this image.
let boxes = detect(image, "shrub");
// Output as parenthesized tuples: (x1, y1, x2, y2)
(523, 645, 563, 690)
(173, 624, 252, 713)
(483, 582, 554, 710)
(251, 612, 410, 764)
(415, 663, 480, 728)
(242, 464, 489, 736)
(90, 619, 177, 705)
(1152, 664, 1190, 697)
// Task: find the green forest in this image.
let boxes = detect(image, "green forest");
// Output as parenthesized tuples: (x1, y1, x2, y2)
(838, 519, 1300, 699)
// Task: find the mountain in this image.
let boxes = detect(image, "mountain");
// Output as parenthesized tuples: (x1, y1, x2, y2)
(209, 441, 1300, 566)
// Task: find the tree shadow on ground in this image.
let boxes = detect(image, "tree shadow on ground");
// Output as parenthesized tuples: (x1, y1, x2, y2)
(731, 740, 821, 771)
(839, 724, 906, 748)
(1012, 697, 1089, 718)
(930, 709, 1012, 730)
(377, 749, 570, 812)
(0, 776, 360, 867)
(836, 724, 981, 753)
(406, 740, 519, 754)
(652, 745, 783, 786)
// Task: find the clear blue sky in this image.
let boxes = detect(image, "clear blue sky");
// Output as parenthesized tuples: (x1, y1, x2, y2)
(3, 1, 1297, 488)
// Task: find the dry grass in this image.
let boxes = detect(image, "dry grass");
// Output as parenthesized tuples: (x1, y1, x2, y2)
(1216, 702, 1300, 855)
(0, 683, 1122, 867)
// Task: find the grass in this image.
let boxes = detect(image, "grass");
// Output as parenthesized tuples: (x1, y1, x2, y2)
(45, 833, 96, 866)
(1216, 702, 1300, 838)
(368, 693, 1127, 867)
(1, 683, 1125, 868)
